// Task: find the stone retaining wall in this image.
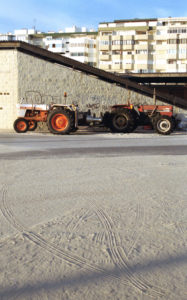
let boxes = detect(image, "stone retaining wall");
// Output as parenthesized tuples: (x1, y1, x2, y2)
(0, 49, 183, 129)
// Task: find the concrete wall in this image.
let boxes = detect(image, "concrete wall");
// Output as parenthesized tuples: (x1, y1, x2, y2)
(17, 51, 153, 114)
(0, 50, 18, 129)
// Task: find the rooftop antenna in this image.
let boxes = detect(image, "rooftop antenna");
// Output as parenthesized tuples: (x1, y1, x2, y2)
(33, 18, 37, 30)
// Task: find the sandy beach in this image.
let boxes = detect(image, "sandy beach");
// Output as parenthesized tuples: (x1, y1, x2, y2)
(0, 132, 186, 300)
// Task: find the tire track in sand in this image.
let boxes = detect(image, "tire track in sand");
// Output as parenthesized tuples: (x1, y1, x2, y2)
(0, 187, 166, 297)
(66, 208, 94, 233)
(93, 205, 165, 298)
(0, 187, 131, 286)
(126, 203, 145, 258)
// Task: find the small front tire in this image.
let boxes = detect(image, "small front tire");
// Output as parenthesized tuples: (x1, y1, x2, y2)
(153, 115, 174, 135)
(13, 118, 29, 133)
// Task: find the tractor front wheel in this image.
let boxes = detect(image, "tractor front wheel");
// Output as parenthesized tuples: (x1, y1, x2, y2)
(47, 109, 74, 134)
(13, 118, 29, 133)
(154, 115, 174, 135)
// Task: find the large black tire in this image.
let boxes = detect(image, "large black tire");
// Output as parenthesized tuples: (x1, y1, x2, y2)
(47, 109, 74, 134)
(28, 120, 38, 131)
(109, 109, 135, 133)
(13, 118, 29, 133)
(153, 115, 174, 135)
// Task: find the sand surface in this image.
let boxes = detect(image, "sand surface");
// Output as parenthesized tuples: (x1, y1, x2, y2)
(0, 132, 186, 300)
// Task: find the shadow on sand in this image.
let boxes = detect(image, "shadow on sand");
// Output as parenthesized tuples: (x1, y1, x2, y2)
(0, 252, 186, 299)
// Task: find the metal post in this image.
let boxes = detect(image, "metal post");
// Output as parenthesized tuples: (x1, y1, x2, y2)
(153, 88, 156, 105)
(128, 89, 131, 105)
(64, 92, 67, 105)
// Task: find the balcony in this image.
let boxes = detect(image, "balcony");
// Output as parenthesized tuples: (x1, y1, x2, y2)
(134, 54, 148, 60)
(100, 36, 111, 41)
(179, 53, 187, 59)
(100, 54, 110, 60)
(112, 64, 121, 71)
(155, 64, 167, 71)
(134, 44, 148, 50)
(155, 35, 168, 41)
(167, 53, 177, 59)
(134, 34, 148, 41)
(155, 44, 168, 51)
(123, 54, 133, 60)
(121, 35, 134, 40)
(112, 35, 121, 41)
(167, 64, 178, 71)
(122, 45, 134, 50)
(123, 63, 133, 70)
(112, 54, 121, 60)
(99, 64, 110, 70)
(167, 33, 178, 39)
(134, 63, 148, 69)
(178, 65, 187, 72)
(99, 45, 110, 51)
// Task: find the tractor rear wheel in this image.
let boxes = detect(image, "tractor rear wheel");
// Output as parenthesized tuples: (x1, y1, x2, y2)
(13, 118, 29, 133)
(109, 109, 135, 133)
(28, 120, 37, 131)
(153, 115, 174, 135)
(47, 109, 74, 134)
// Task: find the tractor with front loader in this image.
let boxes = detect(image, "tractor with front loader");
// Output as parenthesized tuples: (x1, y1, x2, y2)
(14, 101, 176, 135)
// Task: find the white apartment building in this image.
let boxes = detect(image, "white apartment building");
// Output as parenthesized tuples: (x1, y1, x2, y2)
(0, 29, 37, 42)
(43, 35, 97, 66)
(0, 26, 97, 66)
(1, 17, 187, 73)
(155, 17, 187, 72)
(98, 17, 187, 73)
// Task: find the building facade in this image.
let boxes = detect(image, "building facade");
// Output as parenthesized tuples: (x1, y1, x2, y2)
(98, 17, 187, 73)
(1, 17, 187, 73)
(0, 27, 98, 67)
(43, 34, 97, 66)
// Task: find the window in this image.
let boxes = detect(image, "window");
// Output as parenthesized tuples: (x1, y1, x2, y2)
(138, 69, 147, 73)
(136, 50, 147, 54)
(167, 49, 176, 54)
(70, 52, 87, 57)
(168, 39, 187, 44)
(112, 40, 122, 45)
(112, 50, 121, 54)
(70, 43, 85, 47)
(112, 40, 135, 45)
(101, 51, 110, 55)
(168, 39, 177, 44)
(168, 28, 187, 34)
(168, 60, 175, 64)
(102, 32, 112, 36)
(100, 40, 110, 46)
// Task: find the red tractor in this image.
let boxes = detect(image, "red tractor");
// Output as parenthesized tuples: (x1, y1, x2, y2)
(103, 104, 176, 135)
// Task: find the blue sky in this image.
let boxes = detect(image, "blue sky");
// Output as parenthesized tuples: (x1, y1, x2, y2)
(0, 0, 187, 33)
